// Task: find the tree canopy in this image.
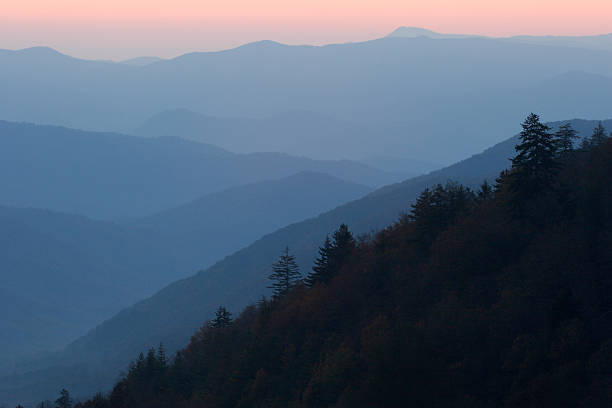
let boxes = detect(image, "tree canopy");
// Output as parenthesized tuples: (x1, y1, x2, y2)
(66, 118, 612, 408)
(268, 247, 301, 298)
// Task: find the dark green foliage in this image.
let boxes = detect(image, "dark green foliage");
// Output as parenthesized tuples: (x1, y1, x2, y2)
(305, 236, 332, 287)
(408, 182, 475, 246)
(208, 306, 233, 329)
(590, 121, 608, 147)
(476, 179, 495, 202)
(268, 247, 301, 298)
(510, 113, 559, 200)
(581, 121, 608, 150)
(305, 225, 356, 287)
(554, 122, 579, 153)
(329, 224, 356, 269)
(20, 119, 612, 406)
(157, 344, 167, 367)
(73, 393, 107, 408)
(54, 389, 71, 408)
(79, 138, 612, 407)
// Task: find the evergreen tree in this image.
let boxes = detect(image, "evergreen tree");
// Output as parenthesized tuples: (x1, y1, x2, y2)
(590, 122, 608, 146)
(135, 352, 145, 372)
(89, 393, 108, 408)
(510, 113, 559, 199)
(145, 348, 158, 374)
(305, 236, 332, 288)
(331, 224, 355, 253)
(494, 170, 510, 193)
(476, 180, 494, 202)
(409, 187, 434, 223)
(554, 122, 579, 153)
(268, 247, 301, 298)
(327, 224, 356, 281)
(208, 306, 232, 328)
(157, 343, 167, 367)
(580, 122, 608, 150)
(306, 225, 356, 287)
(580, 133, 592, 150)
(55, 389, 72, 408)
(409, 183, 474, 243)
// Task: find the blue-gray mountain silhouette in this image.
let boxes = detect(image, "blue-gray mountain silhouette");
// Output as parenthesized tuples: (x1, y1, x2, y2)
(0, 121, 393, 219)
(3, 36, 612, 163)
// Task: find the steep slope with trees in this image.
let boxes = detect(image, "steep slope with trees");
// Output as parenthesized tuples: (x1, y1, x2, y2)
(76, 117, 612, 407)
(3, 119, 608, 405)
(0, 173, 371, 382)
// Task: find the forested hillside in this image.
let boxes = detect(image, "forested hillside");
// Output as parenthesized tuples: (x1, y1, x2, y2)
(71, 116, 612, 407)
(2, 119, 609, 405)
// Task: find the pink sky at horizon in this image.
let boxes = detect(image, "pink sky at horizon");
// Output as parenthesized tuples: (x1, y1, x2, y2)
(2, 0, 612, 60)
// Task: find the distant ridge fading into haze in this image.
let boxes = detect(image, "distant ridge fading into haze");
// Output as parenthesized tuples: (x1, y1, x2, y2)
(119, 56, 165, 66)
(387, 26, 482, 39)
(0, 120, 395, 219)
(388, 26, 612, 51)
(0, 170, 372, 370)
(134, 108, 440, 175)
(3, 33, 612, 164)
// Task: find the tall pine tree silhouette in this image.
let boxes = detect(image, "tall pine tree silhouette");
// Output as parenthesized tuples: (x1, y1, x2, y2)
(268, 247, 301, 298)
(328, 224, 356, 281)
(208, 306, 232, 328)
(476, 180, 494, 202)
(510, 113, 559, 200)
(305, 236, 332, 288)
(581, 122, 608, 150)
(554, 122, 579, 153)
(590, 122, 608, 146)
(55, 389, 72, 408)
(306, 224, 357, 287)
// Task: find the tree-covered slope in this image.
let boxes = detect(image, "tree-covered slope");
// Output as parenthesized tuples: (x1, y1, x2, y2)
(5, 119, 608, 405)
(81, 127, 612, 407)
(0, 172, 372, 391)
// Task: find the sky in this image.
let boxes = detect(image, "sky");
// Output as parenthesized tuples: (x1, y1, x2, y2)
(2, 0, 612, 60)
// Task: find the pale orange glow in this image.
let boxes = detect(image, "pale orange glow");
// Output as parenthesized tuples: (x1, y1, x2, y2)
(2, 0, 612, 60)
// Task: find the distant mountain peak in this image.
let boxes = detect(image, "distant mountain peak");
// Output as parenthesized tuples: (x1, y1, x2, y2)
(233, 40, 293, 51)
(119, 56, 164, 66)
(388, 27, 440, 37)
(387, 26, 482, 40)
(15, 46, 66, 57)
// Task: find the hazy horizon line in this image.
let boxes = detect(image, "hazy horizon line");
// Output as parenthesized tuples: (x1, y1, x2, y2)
(3, 26, 612, 63)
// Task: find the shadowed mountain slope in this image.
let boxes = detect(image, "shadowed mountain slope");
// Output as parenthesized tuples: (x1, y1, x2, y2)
(0, 171, 372, 385)
(4, 119, 608, 404)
